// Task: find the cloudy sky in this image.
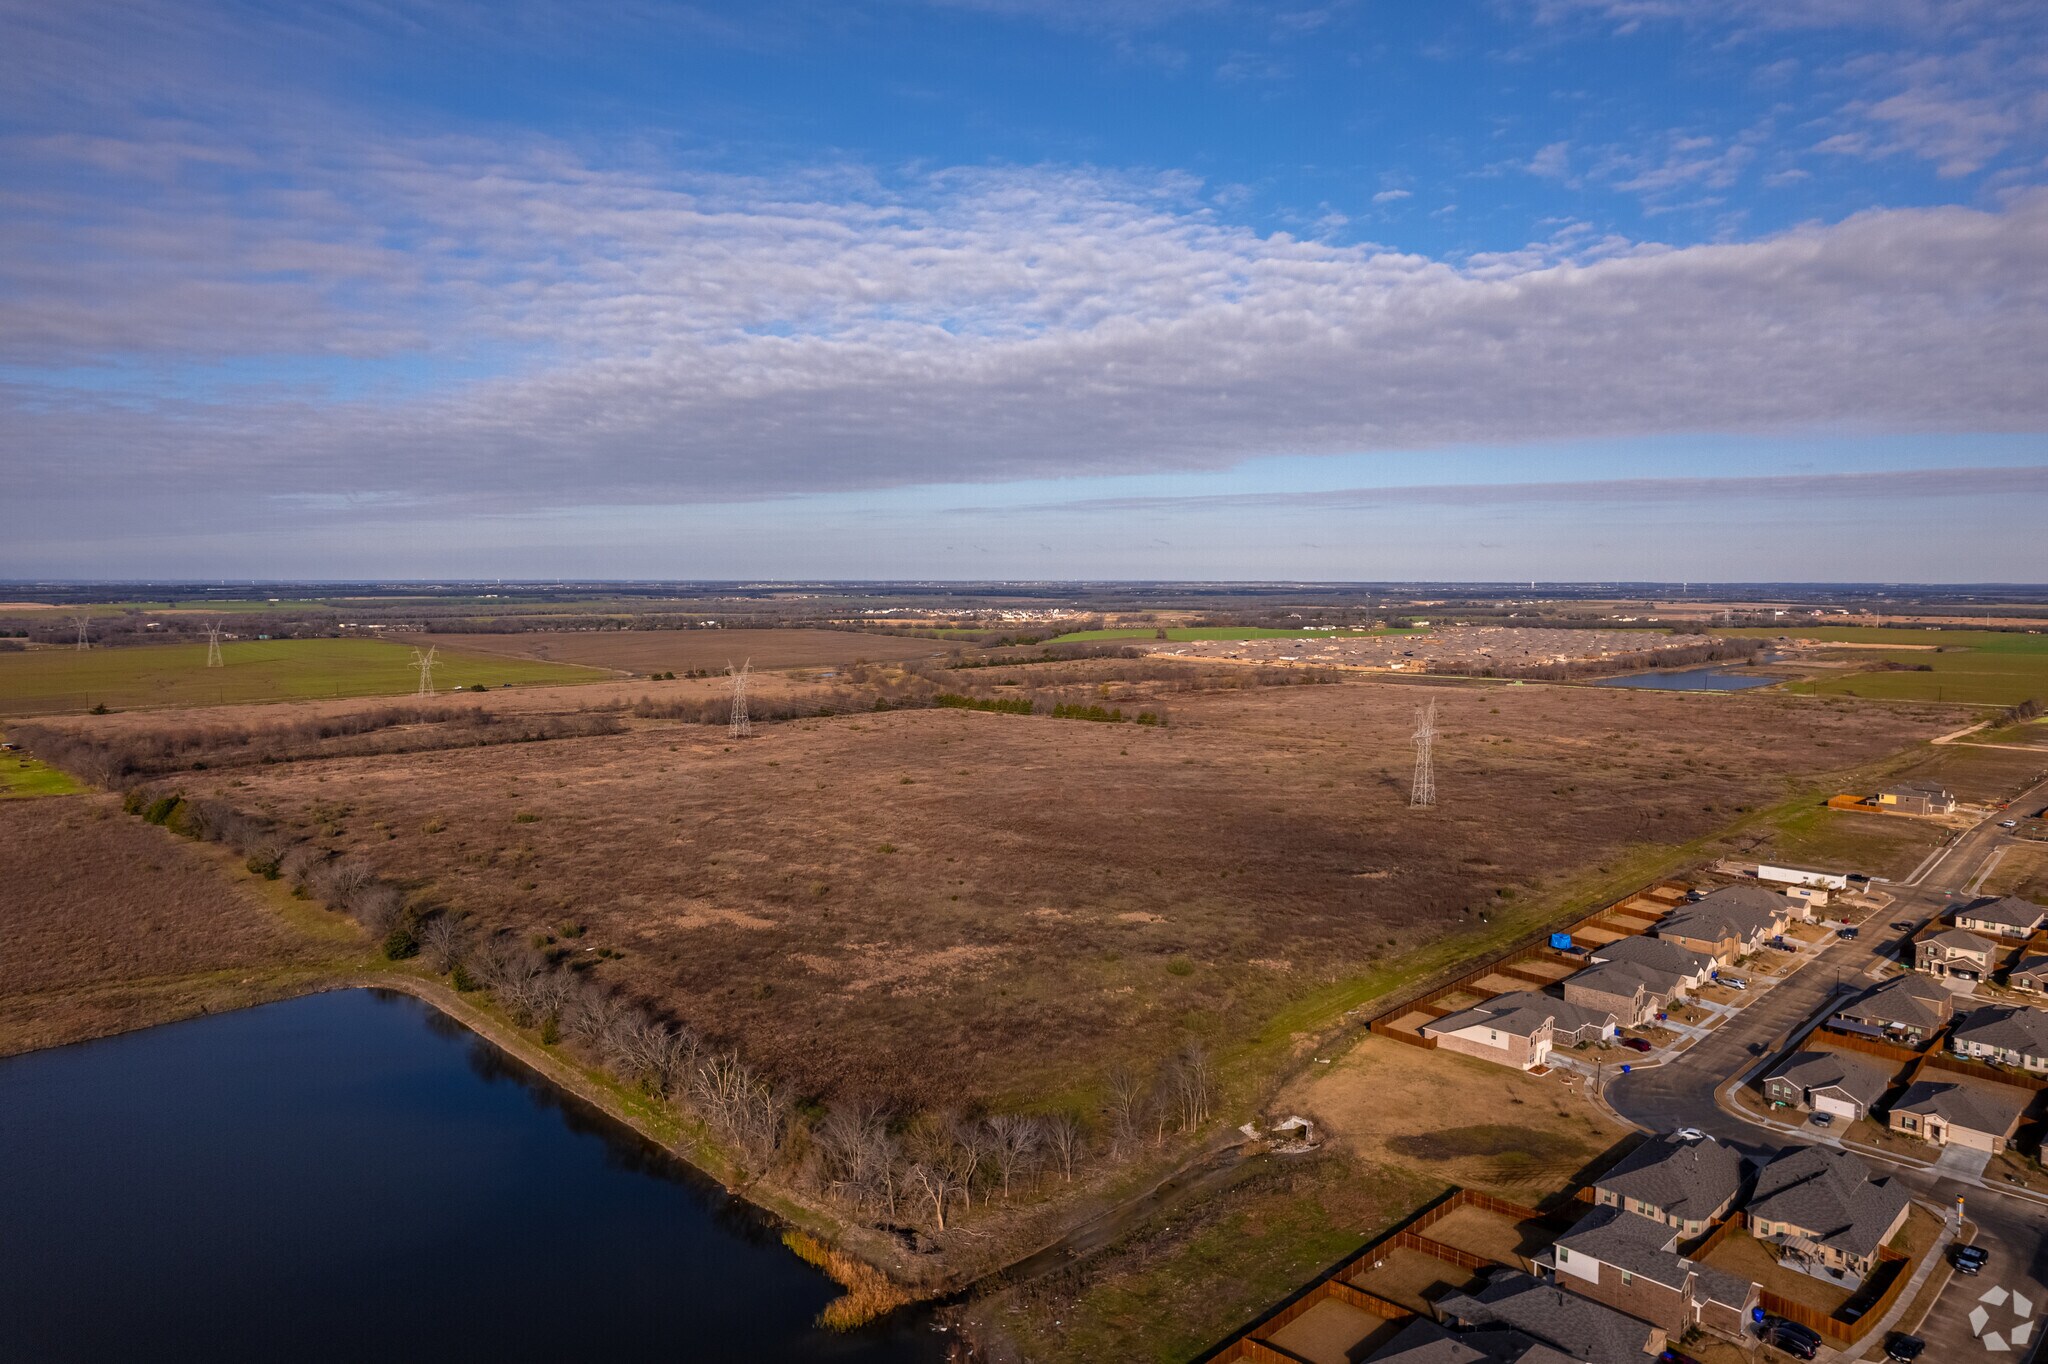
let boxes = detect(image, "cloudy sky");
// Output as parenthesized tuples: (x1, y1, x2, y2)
(5, 0, 2046, 581)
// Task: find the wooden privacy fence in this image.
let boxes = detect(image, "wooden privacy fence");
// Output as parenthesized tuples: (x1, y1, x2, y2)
(1701, 1210, 1915, 1346)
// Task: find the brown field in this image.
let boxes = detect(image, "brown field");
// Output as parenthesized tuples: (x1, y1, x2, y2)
(403, 628, 946, 673)
(147, 678, 1948, 1106)
(1889, 743, 2048, 803)
(0, 795, 356, 1054)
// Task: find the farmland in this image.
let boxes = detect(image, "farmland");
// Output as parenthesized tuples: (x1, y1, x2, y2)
(1726, 627, 2048, 706)
(400, 627, 946, 673)
(0, 750, 83, 798)
(145, 676, 1950, 1105)
(0, 638, 603, 716)
(1048, 626, 1424, 643)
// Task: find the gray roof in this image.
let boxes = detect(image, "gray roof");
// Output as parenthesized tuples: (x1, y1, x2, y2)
(1370, 1320, 1578, 1364)
(1892, 1077, 2030, 1138)
(1951, 1004, 2048, 1059)
(1590, 934, 1713, 980)
(1426, 990, 1615, 1043)
(1956, 896, 2047, 934)
(1881, 782, 1953, 798)
(1749, 1146, 1911, 1263)
(2011, 954, 2048, 982)
(1836, 974, 1951, 1032)
(1566, 958, 1676, 1002)
(1437, 1272, 1659, 1364)
(1657, 886, 1784, 944)
(1766, 1049, 1897, 1109)
(1921, 927, 1998, 957)
(1554, 1206, 1689, 1288)
(1595, 1132, 1745, 1221)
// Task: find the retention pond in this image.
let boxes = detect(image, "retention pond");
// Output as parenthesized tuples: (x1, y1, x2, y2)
(1589, 664, 1782, 691)
(0, 988, 946, 1363)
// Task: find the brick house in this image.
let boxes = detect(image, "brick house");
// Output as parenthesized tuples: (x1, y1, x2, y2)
(1916, 927, 1999, 982)
(1949, 1004, 2048, 1073)
(1747, 1146, 1910, 1279)
(1954, 895, 2048, 941)
(2009, 954, 2048, 995)
(1421, 991, 1618, 1071)
(1545, 1206, 1759, 1338)
(1888, 1076, 2031, 1153)
(1588, 935, 1715, 991)
(1590, 1133, 1745, 1239)
(1831, 974, 1954, 1047)
(1763, 1049, 1897, 1123)
(1563, 960, 1678, 1029)
(1437, 1271, 1668, 1362)
(1875, 783, 1956, 815)
(1652, 886, 1787, 964)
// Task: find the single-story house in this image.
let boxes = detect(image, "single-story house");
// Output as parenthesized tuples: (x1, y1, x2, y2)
(1747, 1146, 1911, 1279)
(1366, 1318, 1581, 1364)
(1421, 991, 1618, 1071)
(1954, 895, 2048, 940)
(2008, 954, 2048, 995)
(1916, 927, 1999, 982)
(1764, 1049, 1898, 1123)
(1653, 886, 1787, 964)
(1591, 1132, 1745, 1239)
(1588, 936, 1715, 992)
(1545, 1205, 1759, 1339)
(1876, 783, 1956, 816)
(1831, 974, 1954, 1047)
(1950, 1004, 2048, 1073)
(1887, 1076, 2031, 1153)
(1437, 1270, 1666, 1364)
(1757, 863, 1850, 892)
(1564, 960, 1679, 1028)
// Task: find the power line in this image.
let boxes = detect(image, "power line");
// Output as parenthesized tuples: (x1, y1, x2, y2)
(728, 658, 753, 739)
(1410, 699, 1436, 809)
(411, 645, 438, 697)
(73, 614, 90, 651)
(204, 620, 224, 668)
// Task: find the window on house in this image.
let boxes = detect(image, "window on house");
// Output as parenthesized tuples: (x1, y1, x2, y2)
(1621, 1271, 1632, 1286)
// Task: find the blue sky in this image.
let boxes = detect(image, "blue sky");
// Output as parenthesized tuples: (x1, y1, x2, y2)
(3, 0, 2046, 580)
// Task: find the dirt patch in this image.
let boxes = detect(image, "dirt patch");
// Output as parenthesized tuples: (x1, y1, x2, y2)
(1386, 1124, 1589, 1165)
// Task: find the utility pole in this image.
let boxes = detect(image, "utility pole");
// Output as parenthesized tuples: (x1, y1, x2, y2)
(728, 658, 752, 739)
(204, 620, 224, 668)
(73, 614, 90, 650)
(1410, 699, 1437, 808)
(411, 646, 438, 697)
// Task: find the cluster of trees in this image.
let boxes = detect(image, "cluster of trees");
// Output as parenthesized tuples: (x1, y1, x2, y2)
(11, 707, 622, 784)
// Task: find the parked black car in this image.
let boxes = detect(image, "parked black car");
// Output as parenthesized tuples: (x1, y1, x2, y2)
(1762, 1319, 1824, 1360)
(1885, 1333, 1927, 1361)
(1952, 1243, 1990, 1275)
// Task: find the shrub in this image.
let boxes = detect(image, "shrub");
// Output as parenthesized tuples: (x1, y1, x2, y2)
(382, 921, 420, 960)
(142, 795, 182, 826)
(450, 962, 479, 992)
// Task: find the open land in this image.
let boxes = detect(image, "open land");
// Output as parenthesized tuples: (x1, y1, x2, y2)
(1723, 627, 2048, 707)
(1046, 627, 1422, 644)
(0, 751, 84, 798)
(0, 794, 361, 1054)
(400, 627, 947, 673)
(137, 676, 1953, 1106)
(0, 638, 604, 716)
(1145, 625, 1698, 672)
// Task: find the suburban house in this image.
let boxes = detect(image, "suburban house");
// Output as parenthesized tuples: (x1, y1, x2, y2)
(2008, 954, 2048, 995)
(1954, 896, 2048, 941)
(1563, 960, 1678, 1028)
(1949, 1004, 2048, 1073)
(1544, 1205, 1759, 1338)
(1746, 1146, 1911, 1280)
(1652, 886, 1787, 964)
(1875, 783, 1957, 816)
(1763, 1049, 1898, 1123)
(1366, 1317, 1581, 1364)
(1588, 935, 1715, 991)
(1831, 974, 1955, 1047)
(1887, 1076, 2031, 1153)
(1421, 992, 1618, 1071)
(1437, 1271, 1667, 1363)
(1916, 927, 2000, 982)
(1590, 1133, 1745, 1238)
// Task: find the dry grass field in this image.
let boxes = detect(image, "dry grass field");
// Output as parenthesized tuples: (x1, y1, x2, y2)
(0, 795, 357, 1054)
(403, 628, 945, 673)
(157, 678, 1948, 1105)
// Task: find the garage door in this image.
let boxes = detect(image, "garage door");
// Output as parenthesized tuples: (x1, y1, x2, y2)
(1816, 1095, 1859, 1120)
(1947, 1125, 1997, 1153)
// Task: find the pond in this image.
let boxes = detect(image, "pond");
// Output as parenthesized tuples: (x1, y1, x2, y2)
(1589, 664, 1782, 691)
(0, 989, 947, 1363)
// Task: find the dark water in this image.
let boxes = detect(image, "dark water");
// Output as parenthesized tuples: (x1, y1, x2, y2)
(1590, 664, 1781, 691)
(0, 989, 946, 1364)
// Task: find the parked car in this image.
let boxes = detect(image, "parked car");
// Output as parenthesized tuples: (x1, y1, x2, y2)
(1810, 1110, 1834, 1127)
(1840, 927, 1859, 939)
(1951, 1244, 1989, 1275)
(1884, 1334, 1926, 1362)
(1891, 920, 1916, 931)
(1674, 1127, 1706, 1141)
(1763, 1320, 1823, 1359)
(2001, 819, 2019, 829)
(1622, 1037, 1654, 1053)
(1769, 936, 1794, 951)
(1724, 978, 1750, 991)
(1658, 1351, 1703, 1364)
(1748, 1041, 1767, 1055)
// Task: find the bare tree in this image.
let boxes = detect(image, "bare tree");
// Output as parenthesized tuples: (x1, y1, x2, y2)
(987, 1114, 1042, 1200)
(904, 1162, 960, 1233)
(1172, 1042, 1217, 1132)
(1044, 1110, 1085, 1184)
(1104, 1063, 1147, 1156)
(419, 915, 465, 974)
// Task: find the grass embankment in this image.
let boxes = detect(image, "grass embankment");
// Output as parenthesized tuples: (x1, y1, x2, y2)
(1047, 626, 1426, 644)
(0, 638, 604, 716)
(0, 752, 84, 798)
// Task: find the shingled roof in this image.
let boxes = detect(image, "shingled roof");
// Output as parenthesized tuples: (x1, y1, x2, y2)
(1437, 1272, 1659, 1364)
(1749, 1146, 1910, 1264)
(1656, 885, 1784, 944)
(1921, 927, 1998, 957)
(1955, 896, 2048, 935)
(1426, 991, 1616, 1043)
(1551, 1205, 1754, 1310)
(1590, 934, 1713, 980)
(1566, 958, 1678, 1002)
(1892, 1077, 2030, 1140)
(1594, 1132, 1744, 1222)
(1369, 1318, 1579, 1364)
(1835, 974, 1951, 1034)
(1951, 1004, 2048, 1059)
(1767, 1049, 1896, 1110)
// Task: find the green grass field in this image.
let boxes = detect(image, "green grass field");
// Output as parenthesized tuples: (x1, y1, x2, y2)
(0, 639, 606, 716)
(0, 752, 87, 798)
(1720, 627, 2048, 707)
(1047, 626, 1427, 644)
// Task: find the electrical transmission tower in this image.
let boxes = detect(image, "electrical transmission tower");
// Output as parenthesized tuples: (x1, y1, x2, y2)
(728, 658, 753, 739)
(73, 614, 91, 650)
(204, 620, 224, 668)
(411, 645, 438, 697)
(1410, 699, 1437, 809)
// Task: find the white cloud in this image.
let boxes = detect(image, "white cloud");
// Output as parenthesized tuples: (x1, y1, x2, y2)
(1372, 188, 1413, 203)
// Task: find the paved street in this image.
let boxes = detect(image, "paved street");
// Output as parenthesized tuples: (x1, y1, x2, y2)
(1604, 778, 2048, 1361)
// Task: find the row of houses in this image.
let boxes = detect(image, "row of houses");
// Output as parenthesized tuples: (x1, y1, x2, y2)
(1221, 1132, 1921, 1364)
(1423, 886, 1800, 1070)
(1914, 895, 2048, 988)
